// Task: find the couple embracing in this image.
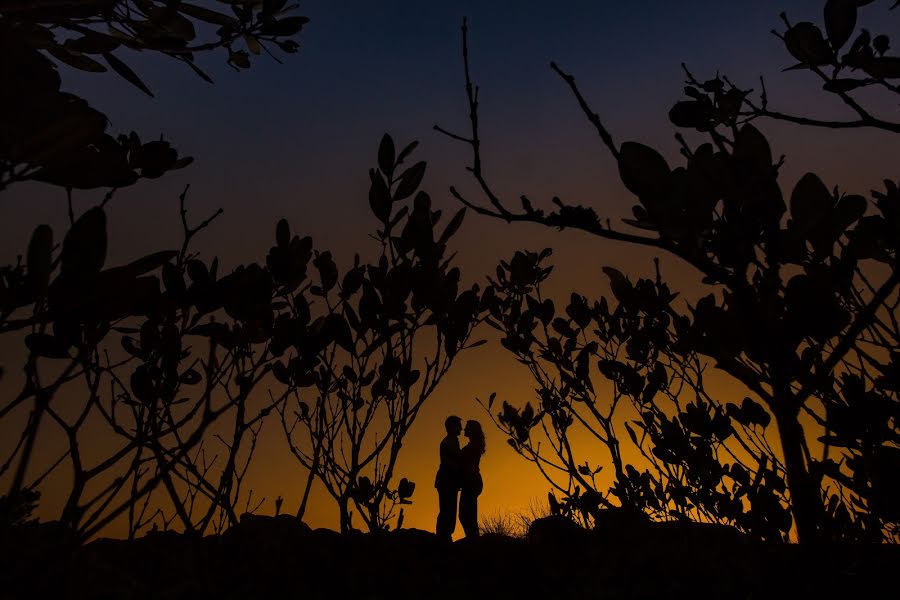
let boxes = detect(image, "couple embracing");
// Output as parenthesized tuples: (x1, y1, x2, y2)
(434, 416, 486, 541)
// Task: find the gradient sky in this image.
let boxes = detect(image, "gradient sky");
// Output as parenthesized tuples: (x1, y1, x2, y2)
(2, 1, 899, 536)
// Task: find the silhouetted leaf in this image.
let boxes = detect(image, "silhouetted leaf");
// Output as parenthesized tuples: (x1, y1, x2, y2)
(314, 251, 338, 291)
(378, 134, 395, 177)
(397, 478, 415, 499)
(784, 22, 834, 66)
(369, 169, 392, 223)
(120, 251, 178, 278)
(566, 293, 591, 329)
(48, 47, 107, 72)
(438, 208, 466, 245)
(102, 52, 153, 97)
(602, 267, 632, 303)
(62, 207, 107, 279)
(834, 194, 867, 231)
(341, 267, 364, 297)
(26, 225, 53, 299)
(130, 365, 154, 403)
(790, 173, 830, 233)
(134, 140, 178, 177)
(66, 32, 120, 54)
(162, 262, 186, 298)
(179, 3, 237, 26)
(187, 259, 209, 284)
(624, 421, 639, 446)
(734, 124, 772, 173)
(244, 34, 262, 55)
(272, 361, 291, 384)
(394, 161, 426, 200)
(395, 140, 419, 166)
(824, 0, 857, 50)
(741, 397, 771, 428)
(618, 142, 670, 201)
(353, 476, 374, 502)
(229, 49, 251, 69)
(276, 218, 290, 248)
(263, 16, 309, 36)
(181, 58, 215, 84)
(669, 100, 712, 129)
(326, 313, 353, 352)
(121, 336, 143, 359)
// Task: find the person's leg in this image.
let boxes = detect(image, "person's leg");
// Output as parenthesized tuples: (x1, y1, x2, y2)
(436, 486, 458, 541)
(459, 490, 479, 538)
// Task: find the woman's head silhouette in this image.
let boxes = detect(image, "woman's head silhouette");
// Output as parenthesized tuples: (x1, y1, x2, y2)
(464, 420, 486, 455)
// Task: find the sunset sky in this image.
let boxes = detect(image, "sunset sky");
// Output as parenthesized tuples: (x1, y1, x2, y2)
(2, 0, 899, 537)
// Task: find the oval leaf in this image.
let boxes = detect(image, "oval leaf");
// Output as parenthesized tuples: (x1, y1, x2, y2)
(62, 207, 107, 279)
(784, 23, 834, 66)
(378, 134, 396, 177)
(27, 224, 53, 299)
(824, 0, 857, 50)
(618, 142, 670, 201)
(394, 161, 426, 200)
(790, 172, 831, 232)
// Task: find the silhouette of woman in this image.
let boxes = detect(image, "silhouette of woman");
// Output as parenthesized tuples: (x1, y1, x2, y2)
(458, 420, 485, 538)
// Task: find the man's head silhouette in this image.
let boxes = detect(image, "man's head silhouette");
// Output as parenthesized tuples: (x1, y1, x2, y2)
(445, 415, 462, 436)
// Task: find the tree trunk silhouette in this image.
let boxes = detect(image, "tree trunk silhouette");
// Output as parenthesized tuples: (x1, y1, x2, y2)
(296, 459, 318, 521)
(338, 495, 352, 533)
(774, 403, 819, 544)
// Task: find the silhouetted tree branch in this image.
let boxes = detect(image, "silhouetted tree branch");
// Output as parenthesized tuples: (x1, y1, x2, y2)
(443, 2, 900, 543)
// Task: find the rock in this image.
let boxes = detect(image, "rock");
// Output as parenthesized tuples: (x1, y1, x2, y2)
(229, 512, 312, 539)
(526, 515, 589, 545)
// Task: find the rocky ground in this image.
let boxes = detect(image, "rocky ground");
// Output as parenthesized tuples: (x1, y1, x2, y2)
(1, 514, 897, 599)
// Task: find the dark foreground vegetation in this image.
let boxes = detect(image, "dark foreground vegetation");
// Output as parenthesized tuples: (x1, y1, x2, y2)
(3, 513, 897, 600)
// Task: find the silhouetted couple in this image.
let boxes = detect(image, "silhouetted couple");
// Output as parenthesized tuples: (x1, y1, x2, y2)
(435, 416, 486, 541)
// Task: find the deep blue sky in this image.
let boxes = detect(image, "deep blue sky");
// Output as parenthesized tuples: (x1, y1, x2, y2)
(5, 0, 896, 279)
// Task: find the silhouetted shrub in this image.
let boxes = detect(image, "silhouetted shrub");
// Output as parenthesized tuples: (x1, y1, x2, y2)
(278, 135, 487, 532)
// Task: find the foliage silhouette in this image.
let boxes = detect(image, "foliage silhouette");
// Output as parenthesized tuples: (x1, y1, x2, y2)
(277, 135, 487, 532)
(2, 188, 279, 539)
(0, 133, 482, 538)
(1, 0, 309, 540)
(438, 3, 900, 543)
(1, 0, 484, 541)
(1, 0, 307, 192)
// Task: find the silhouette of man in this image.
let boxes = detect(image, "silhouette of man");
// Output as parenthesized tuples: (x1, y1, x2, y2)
(435, 415, 462, 542)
